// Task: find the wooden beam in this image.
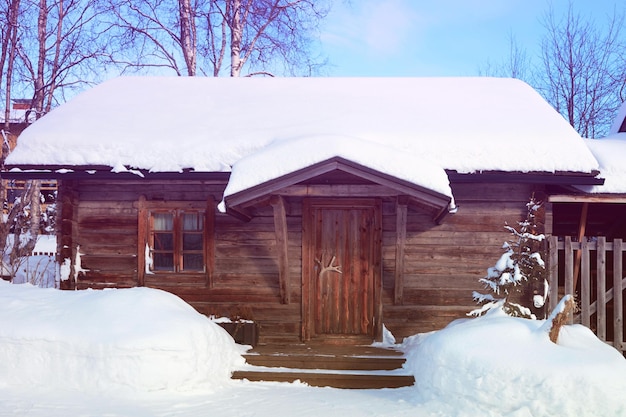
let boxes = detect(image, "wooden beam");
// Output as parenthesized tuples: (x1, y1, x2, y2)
(394, 197, 408, 305)
(548, 236, 559, 312)
(564, 236, 574, 324)
(573, 202, 588, 292)
(614, 239, 623, 351)
(136, 195, 148, 287)
(205, 196, 216, 288)
(271, 195, 290, 304)
(596, 237, 607, 341)
(549, 195, 626, 204)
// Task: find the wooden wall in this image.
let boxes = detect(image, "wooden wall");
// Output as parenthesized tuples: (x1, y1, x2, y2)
(57, 177, 542, 344)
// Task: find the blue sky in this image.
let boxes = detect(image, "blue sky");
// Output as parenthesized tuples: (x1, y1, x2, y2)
(317, 0, 625, 77)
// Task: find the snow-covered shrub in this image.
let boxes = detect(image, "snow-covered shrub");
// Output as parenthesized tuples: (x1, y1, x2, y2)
(470, 195, 547, 318)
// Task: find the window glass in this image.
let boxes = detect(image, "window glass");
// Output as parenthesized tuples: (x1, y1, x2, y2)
(154, 232, 174, 251)
(182, 233, 203, 250)
(182, 254, 204, 271)
(148, 209, 206, 273)
(153, 213, 173, 230)
(182, 212, 203, 231)
(153, 253, 174, 271)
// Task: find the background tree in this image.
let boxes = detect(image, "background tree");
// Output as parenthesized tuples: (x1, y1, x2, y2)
(479, 33, 532, 81)
(15, 0, 109, 118)
(103, 0, 331, 77)
(482, 2, 626, 138)
(536, 3, 626, 138)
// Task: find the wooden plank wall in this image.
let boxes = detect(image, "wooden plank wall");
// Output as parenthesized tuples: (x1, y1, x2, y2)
(59, 178, 541, 343)
(381, 183, 539, 339)
(60, 178, 304, 344)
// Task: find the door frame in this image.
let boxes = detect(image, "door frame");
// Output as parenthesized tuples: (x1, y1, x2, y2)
(301, 197, 382, 343)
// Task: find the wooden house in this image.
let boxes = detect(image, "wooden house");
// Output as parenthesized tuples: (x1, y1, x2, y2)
(4, 77, 608, 345)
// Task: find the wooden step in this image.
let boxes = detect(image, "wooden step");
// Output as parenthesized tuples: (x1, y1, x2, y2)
(232, 369, 415, 389)
(243, 353, 406, 370)
(232, 344, 415, 389)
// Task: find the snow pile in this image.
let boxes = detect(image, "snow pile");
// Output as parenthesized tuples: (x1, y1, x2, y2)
(2, 282, 626, 415)
(403, 307, 626, 416)
(581, 135, 626, 193)
(0, 281, 245, 393)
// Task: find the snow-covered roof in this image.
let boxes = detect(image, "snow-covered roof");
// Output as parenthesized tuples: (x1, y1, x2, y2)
(578, 134, 626, 194)
(6, 76, 600, 177)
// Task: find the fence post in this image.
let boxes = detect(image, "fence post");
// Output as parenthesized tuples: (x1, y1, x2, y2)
(548, 236, 559, 312)
(580, 239, 590, 328)
(597, 237, 607, 341)
(614, 238, 623, 352)
(564, 236, 574, 323)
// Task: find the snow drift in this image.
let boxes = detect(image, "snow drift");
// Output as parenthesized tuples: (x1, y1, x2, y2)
(403, 307, 626, 416)
(0, 281, 245, 392)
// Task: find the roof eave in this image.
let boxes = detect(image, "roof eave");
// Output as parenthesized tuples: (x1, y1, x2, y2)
(446, 170, 604, 186)
(224, 156, 452, 222)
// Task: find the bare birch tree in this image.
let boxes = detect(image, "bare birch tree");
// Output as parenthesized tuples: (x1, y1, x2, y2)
(536, 3, 626, 138)
(480, 3, 626, 138)
(104, 0, 330, 77)
(15, 0, 109, 118)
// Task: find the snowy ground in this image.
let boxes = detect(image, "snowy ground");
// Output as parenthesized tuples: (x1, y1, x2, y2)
(1, 281, 626, 417)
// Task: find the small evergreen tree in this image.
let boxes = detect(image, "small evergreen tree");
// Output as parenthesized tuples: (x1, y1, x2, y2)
(470, 195, 546, 318)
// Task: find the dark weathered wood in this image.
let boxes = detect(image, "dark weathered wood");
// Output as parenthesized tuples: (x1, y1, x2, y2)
(548, 236, 559, 312)
(549, 235, 626, 353)
(233, 344, 414, 389)
(58, 177, 555, 343)
(205, 196, 216, 288)
(580, 239, 590, 328)
(303, 198, 382, 342)
(564, 236, 574, 324)
(137, 195, 147, 286)
(394, 197, 407, 305)
(614, 239, 623, 350)
(596, 237, 607, 340)
(271, 195, 290, 304)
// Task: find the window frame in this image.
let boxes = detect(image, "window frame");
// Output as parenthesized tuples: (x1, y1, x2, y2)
(137, 197, 214, 287)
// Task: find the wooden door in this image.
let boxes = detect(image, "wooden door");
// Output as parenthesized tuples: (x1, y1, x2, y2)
(302, 198, 382, 342)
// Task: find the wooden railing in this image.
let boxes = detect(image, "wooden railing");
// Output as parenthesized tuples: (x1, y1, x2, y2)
(548, 236, 625, 353)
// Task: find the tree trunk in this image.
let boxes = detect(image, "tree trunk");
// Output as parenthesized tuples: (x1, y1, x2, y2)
(33, 0, 47, 119)
(3, 0, 20, 130)
(230, 0, 242, 77)
(179, 0, 196, 76)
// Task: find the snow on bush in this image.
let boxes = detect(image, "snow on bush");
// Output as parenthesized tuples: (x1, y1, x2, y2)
(402, 307, 626, 416)
(0, 281, 246, 392)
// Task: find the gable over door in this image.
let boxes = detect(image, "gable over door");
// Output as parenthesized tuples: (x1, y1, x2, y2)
(302, 198, 382, 342)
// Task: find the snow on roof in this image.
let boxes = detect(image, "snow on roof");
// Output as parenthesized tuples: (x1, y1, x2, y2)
(578, 134, 626, 194)
(6, 76, 599, 177)
(222, 135, 454, 204)
(609, 100, 626, 135)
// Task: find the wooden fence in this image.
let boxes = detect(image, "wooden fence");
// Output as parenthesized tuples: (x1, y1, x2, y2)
(548, 236, 625, 353)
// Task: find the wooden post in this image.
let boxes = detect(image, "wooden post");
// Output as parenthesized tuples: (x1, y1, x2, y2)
(394, 197, 408, 305)
(597, 237, 607, 340)
(613, 239, 623, 352)
(205, 196, 215, 288)
(548, 236, 559, 312)
(580, 239, 590, 327)
(573, 202, 588, 292)
(136, 195, 147, 287)
(271, 195, 290, 304)
(564, 236, 574, 324)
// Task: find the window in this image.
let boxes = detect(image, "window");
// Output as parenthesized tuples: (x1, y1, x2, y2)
(149, 209, 206, 272)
